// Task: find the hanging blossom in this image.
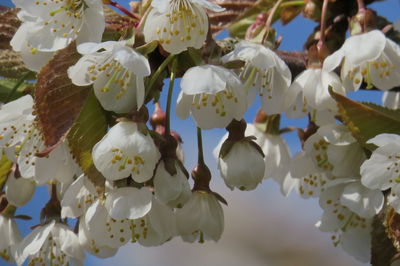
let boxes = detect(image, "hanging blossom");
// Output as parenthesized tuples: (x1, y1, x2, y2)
(360, 133, 400, 212)
(153, 160, 191, 208)
(0, 95, 78, 184)
(92, 121, 161, 182)
(0, 214, 22, 263)
(221, 41, 292, 114)
(323, 30, 400, 91)
(382, 91, 400, 109)
(16, 220, 85, 266)
(143, 0, 224, 54)
(176, 65, 247, 129)
(68, 41, 151, 113)
(316, 184, 374, 263)
(5, 170, 36, 207)
(176, 191, 224, 243)
(285, 68, 346, 120)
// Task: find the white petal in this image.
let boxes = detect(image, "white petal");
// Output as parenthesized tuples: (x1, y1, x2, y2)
(5, 174, 35, 207)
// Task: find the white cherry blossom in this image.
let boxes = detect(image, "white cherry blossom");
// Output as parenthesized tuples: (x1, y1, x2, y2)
(131, 197, 176, 246)
(16, 221, 85, 266)
(143, 0, 224, 54)
(153, 160, 191, 208)
(222, 41, 292, 114)
(68, 41, 151, 113)
(285, 68, 346, 118)
(11, 0, 104, 52)
(214, 138, 265, 191)
(92, 121, 161, 182)
(323, 30, 400, 91)
(177, 65, 246, 129)
(5, 172, 36, 207)
(0, 215, 22, 263)
(176, 191, 224, 242)
(361, 133, 400, 190)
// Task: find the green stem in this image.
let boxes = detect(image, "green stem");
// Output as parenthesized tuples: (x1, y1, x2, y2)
(262, 0, 284, 45)
(165, 58, 177, 135)
(197, 127, 204, 165)
(279, 0, 305, 8)
(145, 54, 175, 100)
(5, 71, 33, 103)
(318, 0, 329, 46)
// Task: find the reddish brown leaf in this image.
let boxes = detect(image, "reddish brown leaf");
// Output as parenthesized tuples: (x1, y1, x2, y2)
(0, 6, 20, 50)
(35, 42, 91, 148)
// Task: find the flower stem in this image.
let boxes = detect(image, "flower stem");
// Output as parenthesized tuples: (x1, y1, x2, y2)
(165, 58, 177, 135)
(197, 127, 204, 165)
(145, 54, 176, 100)
(357, 0, 366, 11)
(318, 0, 329, 47)
(262, 0, 284, 45)
(5, 71, 33, 103)
(279, 0, 305, 8)
(107, 0, 140, 20)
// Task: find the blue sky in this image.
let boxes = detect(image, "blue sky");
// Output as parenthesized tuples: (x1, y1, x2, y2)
(2, 0, 400, 265)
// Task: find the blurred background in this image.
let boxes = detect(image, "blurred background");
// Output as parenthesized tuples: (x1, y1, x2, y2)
(2, 0, 400, 265)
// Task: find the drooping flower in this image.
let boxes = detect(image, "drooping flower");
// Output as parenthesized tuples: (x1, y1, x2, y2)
(221, 41, 292, 114)
(92, 121, 161, 182)
(16, 221, 85, 266)
(176, 191, 224, 243)
(214, 136, 265, 191)
(360, 133, 400, 191)
(131, 197, 176, 247)
(323, 30, 400, 91)
(11, 0, 104, 52)
(285, 68, 346, 118)
(176, 65, 246, 129)
(68, 41, 151, 113)
(153, 160, 191, 208)
(0, 215, 22, 263)
(143, 0, 224, 54)
(5, 171, 36, 207)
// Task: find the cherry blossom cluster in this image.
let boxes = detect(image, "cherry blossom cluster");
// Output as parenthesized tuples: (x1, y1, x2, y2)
(1, 0, 400, 264)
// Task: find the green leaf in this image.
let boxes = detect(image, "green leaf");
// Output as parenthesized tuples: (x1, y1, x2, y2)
(67, 91, 107, 187)
(331, 90, 400, 150)
(0, 78, 33, 102)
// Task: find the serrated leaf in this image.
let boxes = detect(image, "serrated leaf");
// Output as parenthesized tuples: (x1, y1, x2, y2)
(0, 49, 29, 78)
(67, 91, 107, 187)
(331, 90, 400, 150)
(35, 42, 91, 148)
(0, 6, 20, 50)
(0, 154, 13, 190)
(0, 78, 33, 102)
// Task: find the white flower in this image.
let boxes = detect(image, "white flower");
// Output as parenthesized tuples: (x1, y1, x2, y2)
(92, 121, 161, 182)
(0, 215, 22, 263)
(153, 160, 191, 208)
(221, 41, 292, 114)
(176, 65, 246, 129)
(143, 0, 224, 54)
(84, 199, 133, 249)
(131, 197, 176, 246)
(5, 171, 36, 207)
(11, 0, 104, 52)
(303, 124, 366, 177)
(360, 133, 400, 190)
(61, 174, 97, 218)
(316, 185, 373, 263)
(285, 68, 346, 118)
(104, 187, 152, 220)
(16, 221, 85, 266)
(215, 138, 265, 191)
(78, 216, 118, 258)
(176, 191, 224, 242)
(323, 30, 400, 91)
(68, 41, 151, 113)
(382, 91, 400, 109)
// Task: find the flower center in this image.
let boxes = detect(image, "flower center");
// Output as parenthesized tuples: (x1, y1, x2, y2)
(386, 154, 400, 183)
(131, 218, 149, 242)
(191, 90, 239, 117)
(311, 138, 334, 171)
(110, 148, 145, 174)
(29, 234, 68, 265)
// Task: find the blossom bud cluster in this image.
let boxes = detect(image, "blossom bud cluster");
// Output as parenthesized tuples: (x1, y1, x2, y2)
(2, 0, 400, 264)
